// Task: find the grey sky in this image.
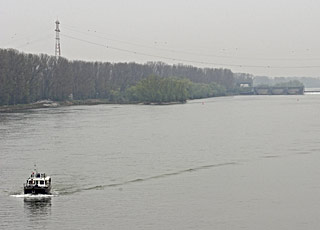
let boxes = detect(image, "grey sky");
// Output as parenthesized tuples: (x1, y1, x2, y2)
(1, 0, 320, 77)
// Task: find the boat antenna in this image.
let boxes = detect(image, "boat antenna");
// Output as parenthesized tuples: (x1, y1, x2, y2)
(34, 164, 37, 174)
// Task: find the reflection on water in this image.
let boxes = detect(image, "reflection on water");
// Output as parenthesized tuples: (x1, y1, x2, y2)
(23, 197, 52, 217)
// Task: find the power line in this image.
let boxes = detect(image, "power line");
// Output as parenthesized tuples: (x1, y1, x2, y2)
(62, 23, 320, 62)
(15, 34, 52, 49)
(2, 21, 51, 47)
(61, 33, 320, 69)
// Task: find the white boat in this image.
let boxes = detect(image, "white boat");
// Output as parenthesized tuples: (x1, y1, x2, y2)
(24, 167, 51, 195)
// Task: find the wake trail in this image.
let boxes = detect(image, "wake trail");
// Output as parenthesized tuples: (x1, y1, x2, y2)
(58, 161, 237, 195)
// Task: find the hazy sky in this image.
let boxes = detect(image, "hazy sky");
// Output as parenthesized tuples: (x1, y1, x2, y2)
(1, 0, 320, 77)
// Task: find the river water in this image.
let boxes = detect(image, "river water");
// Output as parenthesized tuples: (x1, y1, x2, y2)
(1, 95, 320, 229)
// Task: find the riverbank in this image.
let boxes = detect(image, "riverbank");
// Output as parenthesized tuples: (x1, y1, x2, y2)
(0, 99, 108, 113)
(0, 101, 56, 113)
(0, 99, 187, 113)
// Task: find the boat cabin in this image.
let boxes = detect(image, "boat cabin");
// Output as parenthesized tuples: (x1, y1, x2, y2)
(26, 172, 51, 188)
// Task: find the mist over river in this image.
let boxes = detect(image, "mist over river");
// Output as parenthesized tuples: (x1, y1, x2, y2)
(1, 95, 320, 230)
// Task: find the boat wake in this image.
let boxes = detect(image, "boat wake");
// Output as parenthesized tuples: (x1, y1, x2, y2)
(10, 194, 57, 198)
(57, 161, 237, 195)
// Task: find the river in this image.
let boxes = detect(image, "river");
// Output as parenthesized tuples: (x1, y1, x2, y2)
(1, 94, 320, 229)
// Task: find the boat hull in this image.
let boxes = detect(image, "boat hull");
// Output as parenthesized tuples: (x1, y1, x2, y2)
(24, 186, 51, 195)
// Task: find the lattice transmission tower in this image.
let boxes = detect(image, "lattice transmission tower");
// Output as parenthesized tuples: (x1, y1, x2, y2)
(55, 20, 61, 57)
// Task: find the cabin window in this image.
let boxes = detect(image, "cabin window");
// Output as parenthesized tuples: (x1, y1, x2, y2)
(40, 180, 44, 185)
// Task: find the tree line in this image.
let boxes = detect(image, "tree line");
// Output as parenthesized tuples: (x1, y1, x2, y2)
(0, 48, 235, 105)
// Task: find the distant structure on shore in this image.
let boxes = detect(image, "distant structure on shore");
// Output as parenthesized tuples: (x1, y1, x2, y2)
(55, 20, 61, 57)
(238, 85, 304, 95)
(253, 86, 304, 95)
(235, 76, 305, 95)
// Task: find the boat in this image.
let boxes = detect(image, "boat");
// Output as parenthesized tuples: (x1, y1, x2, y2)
(24, 167, 52, 195)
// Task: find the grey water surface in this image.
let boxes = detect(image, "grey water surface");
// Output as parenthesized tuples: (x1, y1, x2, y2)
(1, 95, 320, 230)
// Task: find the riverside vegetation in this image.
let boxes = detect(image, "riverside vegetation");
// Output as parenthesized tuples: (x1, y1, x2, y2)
(0, 49, 233, 107)
(0, 49, 306, 110)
